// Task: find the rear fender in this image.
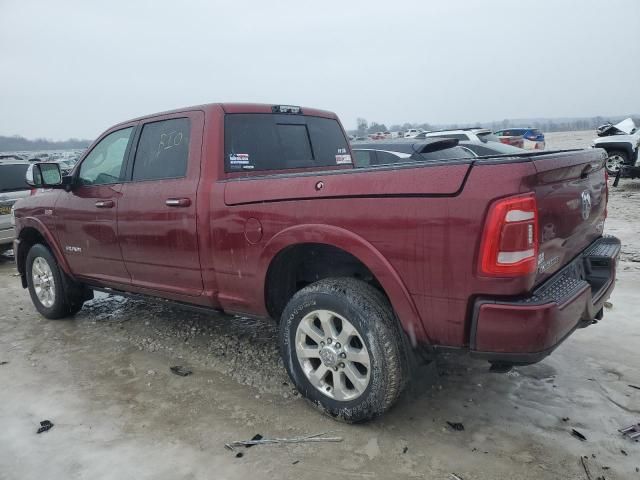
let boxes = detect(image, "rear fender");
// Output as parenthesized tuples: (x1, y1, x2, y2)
(259, 224, 429, 345)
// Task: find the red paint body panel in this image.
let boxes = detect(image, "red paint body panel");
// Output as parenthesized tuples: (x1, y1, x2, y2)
(12, 103, 619, 361)
(117, 110, 205, 297)
(473, 253, 618, 357)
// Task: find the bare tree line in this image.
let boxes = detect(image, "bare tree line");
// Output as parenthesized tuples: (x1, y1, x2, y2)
(0, 135, 90, 152)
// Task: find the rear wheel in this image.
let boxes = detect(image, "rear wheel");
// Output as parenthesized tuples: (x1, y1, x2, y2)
(605, 150, 628, 175)
(279, 277, 407, 422)
(26, 243, 87, 319)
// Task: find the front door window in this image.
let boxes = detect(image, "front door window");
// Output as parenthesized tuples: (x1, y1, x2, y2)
(78, 127, 133, 186)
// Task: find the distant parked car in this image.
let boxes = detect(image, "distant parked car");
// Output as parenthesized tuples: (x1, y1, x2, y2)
(592, 118, 640, 175)
(0, 161, 32, 253)
(418, 128, 499, 143)
(368, 132, 386, 140)
(494, 128, 544, 150)
(458, 141, 526, 157)
(404, 128, 423, 138)
(351, 139, 475, 167)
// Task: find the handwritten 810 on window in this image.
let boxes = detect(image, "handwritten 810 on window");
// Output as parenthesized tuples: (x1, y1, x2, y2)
(156, 130, 184, 155)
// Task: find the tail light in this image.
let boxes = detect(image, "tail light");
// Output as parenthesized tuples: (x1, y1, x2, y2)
(30, 188, 38, 196)
(499, 138, 509, 144)
(479, 193, 538, 276)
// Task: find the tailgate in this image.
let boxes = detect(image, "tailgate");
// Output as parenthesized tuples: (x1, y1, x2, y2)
(531, 148, 608, 284)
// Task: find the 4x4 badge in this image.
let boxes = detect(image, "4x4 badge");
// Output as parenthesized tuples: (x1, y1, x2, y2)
(581, 191, 592, 221)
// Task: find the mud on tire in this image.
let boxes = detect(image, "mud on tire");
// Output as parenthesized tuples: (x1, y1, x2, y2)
(279, 277, 408, 423)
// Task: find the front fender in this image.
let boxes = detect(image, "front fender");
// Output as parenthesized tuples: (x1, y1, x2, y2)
(595, 142, 635, 162)
(259, 224, 429, 344)
(17, 216, 73, 278)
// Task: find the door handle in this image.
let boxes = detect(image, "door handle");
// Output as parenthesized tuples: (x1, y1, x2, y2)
(95, 200, 114, 208)
(165, 198, 191, 207)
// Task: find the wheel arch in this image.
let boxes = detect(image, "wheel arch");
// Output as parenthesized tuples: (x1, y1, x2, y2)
(16, 218, 72, 288)
(260, 224, 427, 345)
(596, 142, 634, 162)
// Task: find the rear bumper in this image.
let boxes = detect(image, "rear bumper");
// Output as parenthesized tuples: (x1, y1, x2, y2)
(470, 236, 620, 365)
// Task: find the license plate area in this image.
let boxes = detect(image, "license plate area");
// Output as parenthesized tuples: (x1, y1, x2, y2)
(0, 205, 12, 216)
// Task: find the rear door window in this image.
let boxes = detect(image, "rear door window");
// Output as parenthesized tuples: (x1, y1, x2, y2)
(224, 114, 350, 172)
(132, 118, 190, 181)
(0, 164, 30, 192)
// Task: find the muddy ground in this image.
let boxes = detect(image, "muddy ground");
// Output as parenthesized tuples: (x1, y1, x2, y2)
(1, 132, 639, 480)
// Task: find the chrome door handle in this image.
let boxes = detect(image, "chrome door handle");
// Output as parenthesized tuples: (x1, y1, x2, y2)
(165, 198, 191, 207)
(95, 200, 114, 208)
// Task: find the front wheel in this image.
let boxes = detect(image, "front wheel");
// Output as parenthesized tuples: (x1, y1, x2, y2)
(605, 150, 628, 175)
(279, 278, 408, 422)
(26, 243, 86, 319)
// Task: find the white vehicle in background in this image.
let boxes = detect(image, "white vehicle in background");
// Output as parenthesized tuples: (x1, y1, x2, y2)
(404, 128, 423, 138)
(0, 161, 32, 254)
(593, 118, 640, 175)
(417, 127, 499, 143)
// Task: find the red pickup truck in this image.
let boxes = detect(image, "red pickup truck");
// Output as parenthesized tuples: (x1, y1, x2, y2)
(13, 103, 620, 422)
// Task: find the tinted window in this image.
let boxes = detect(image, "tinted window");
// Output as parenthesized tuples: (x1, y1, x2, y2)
(374, 151, 403, 165)
(0, 164, 30, 192)
(78, 127, 133, 186)
(463, 142, 524, 155)
(417, 146, 474, 160)
(224, 114, 350, 172)
(132, 118, 190, 181)
(500, 129, 526, 136)
(353, 150, 375, 167)
(476, 132, 499, 142)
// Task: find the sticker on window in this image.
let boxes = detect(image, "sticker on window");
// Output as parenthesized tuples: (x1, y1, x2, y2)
(336, 154, 352, 165)
(229, 153, 252, 169)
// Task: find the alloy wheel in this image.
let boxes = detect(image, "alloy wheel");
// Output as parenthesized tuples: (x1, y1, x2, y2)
(32, 256, 56, 308)
(295, 309, 371, 401)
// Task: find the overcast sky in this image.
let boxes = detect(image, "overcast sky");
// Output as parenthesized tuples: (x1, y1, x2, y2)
(1, 0, 639, 140)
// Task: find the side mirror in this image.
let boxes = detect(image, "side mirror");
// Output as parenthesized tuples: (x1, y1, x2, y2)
(25, 163, 63, 188)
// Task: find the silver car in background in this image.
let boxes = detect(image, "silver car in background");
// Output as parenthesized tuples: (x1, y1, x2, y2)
(0, 161, 32, 254)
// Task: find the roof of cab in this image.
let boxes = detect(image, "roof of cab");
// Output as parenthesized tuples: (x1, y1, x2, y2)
(110, 103, 338, 129)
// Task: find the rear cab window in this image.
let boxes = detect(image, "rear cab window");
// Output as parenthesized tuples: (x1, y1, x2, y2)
(224, 114, 351, 173)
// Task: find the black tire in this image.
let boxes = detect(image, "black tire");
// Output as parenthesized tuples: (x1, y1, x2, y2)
(280, 277, 408, 423)
(26, 243, 86, 319)
(605, 150, 628, 175)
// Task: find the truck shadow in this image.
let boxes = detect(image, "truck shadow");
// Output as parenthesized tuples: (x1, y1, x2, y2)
(77, 293, 563, 431)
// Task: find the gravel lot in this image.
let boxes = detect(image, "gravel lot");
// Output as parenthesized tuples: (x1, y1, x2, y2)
(1, 132, 639, 480)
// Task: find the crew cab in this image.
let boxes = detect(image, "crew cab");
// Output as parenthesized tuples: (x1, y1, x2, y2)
(13, 103, 620, 422)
